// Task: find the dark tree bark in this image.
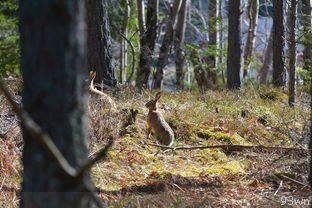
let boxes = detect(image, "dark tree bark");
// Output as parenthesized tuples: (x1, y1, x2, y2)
(153, 0, 182, 89)
(136, 0, 158, 89)
(259, 28, 273, 85)
(227, 0, 243, 89)
(20, 0, 96, 207)
(302, 0, 312, 78)
(310, 132, 312, 189)
(272, 0, 286, 87)
(288, 0, 297, 106)
(174, 0, 188, 90)
(243, 0, 259, 77)
(86, 0, 117, 87)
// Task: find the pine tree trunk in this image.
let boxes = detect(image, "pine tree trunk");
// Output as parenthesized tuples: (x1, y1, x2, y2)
(204, 0, 218, 88)
(227, 0, 243, 89)
(20, 1, 97, 207)
(120, 0, 131, 84)
(218, 0, 225, 84)
(288, 0, 297, 106)
(136, 0, 145, 38)
(86, 0, 117, 87)
(272, 0, 286, 87)
(259, 28, 273, 85)
(174, 0, 188, 90)
(153, 0, 182, 89)
(135, 0, 158, 89)
(243, 0, 259, 77)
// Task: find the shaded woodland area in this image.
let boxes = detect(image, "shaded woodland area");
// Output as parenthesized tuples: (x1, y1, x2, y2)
(0, 0, 311, 207)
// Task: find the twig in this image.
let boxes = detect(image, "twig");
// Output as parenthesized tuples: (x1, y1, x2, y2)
(0, 79, 77, 177)
(111, 24, 136, 84)
(280, 174, 308, 187)
(273, 180, 283, 196)
(85, 184, 104, 208)
(129, 29, 139, 41)
(117, 30, 136, 84)
(148, 143, 309, 153)
(76, 137, 114, 179)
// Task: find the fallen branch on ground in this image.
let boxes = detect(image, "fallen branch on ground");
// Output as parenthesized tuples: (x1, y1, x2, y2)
(148, 143, 309, 154)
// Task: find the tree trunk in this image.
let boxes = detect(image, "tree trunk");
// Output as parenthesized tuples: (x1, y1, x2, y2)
(86, 0, 117, 87)
(153, 0, 182, 89)
(301, 15, 311, 188)
(272, 0, 286, 87)
(288, 0, 297, 106)
(243, 0, 259, 77)
(135, 0, 158, 89)
(218, 0, 225, 84)
(259, 28, 273, 85)
(227, 0, 243, 89)
(203, 0, 218, 89)
(20, 1, 96, 207)
(303, 0, 312, 78)
(174, 0, 188, 90)
(120, 0, 131, 84)
(136, 0, 145, 37)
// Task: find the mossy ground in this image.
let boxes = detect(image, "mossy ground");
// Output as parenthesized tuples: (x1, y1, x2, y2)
(0, 86, 311, 207)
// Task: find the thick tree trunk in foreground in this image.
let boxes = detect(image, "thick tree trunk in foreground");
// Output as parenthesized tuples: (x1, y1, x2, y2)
(20, 0, 96, 207)
(153, 0, 182, 89)
(259, 28, 273, 85)
(243, 0, 259, 77)
(227, 0, 243, 89)
(86, 0, 117, 87)
(174, 0, 188, 90)
(288, 0, 297, 106)
(136, 0, 158, 89)
(272, 0, 286, 87)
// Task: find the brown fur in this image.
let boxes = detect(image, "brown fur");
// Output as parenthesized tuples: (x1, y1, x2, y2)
(145, 92, 174, 146)
(89, 71, 116, 109)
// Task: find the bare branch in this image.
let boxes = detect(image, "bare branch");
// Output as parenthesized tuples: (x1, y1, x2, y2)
(118, 31, 136, 84)
(148, 143, 309, 154)
(0, 79, 77, 177)
(112, 24, 136, 84)
(76, 137, 114, 179)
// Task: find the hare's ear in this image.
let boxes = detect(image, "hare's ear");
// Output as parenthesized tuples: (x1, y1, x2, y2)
(89, 71, 96, 80)
(155, 92, 161, 101)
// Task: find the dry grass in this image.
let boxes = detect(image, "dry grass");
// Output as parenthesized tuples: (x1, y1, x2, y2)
(0, 85, 311, 207)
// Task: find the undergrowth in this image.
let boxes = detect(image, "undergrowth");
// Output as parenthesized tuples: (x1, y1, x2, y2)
(0, 85, 311, 207)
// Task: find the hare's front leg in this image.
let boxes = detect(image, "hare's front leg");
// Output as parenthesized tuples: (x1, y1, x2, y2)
(147, 125, 152, 139)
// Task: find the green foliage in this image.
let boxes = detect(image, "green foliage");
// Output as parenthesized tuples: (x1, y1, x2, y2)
(107, 0, 140, 82)
(0, 0, 20, 77)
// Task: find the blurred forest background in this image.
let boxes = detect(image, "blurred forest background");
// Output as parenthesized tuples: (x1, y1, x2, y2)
(0, 0, 311, 207)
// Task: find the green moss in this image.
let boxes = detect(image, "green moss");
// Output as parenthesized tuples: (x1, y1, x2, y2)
(195, 127, 251, 145)
(202, 160, 245, 175)
(259, 87, 288, 101)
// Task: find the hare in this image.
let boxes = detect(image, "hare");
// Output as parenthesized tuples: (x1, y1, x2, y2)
(89, 71, 116, 109)
(145, 92, 174, 146)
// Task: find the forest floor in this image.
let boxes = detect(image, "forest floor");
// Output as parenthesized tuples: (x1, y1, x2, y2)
(0, 83, 311, 207)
